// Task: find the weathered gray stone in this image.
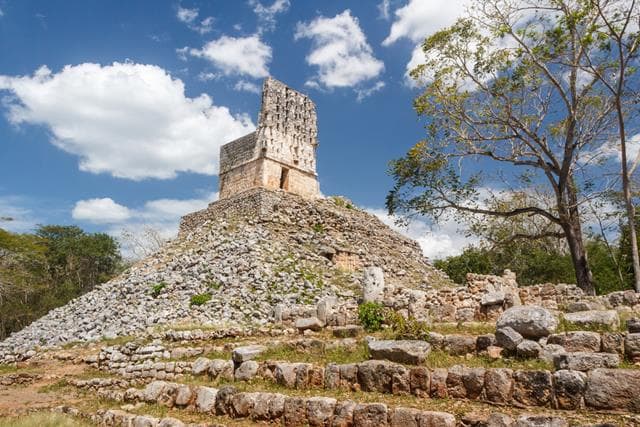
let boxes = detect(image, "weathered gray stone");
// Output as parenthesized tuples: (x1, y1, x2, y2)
(234, 360, 259, 381)
(209, 358, 234, 381)
(363, 266, 385, 303)
(515, 415, 568, 427)
(174, 385, 192, 407)
(142, 381, 168, 403)
(389, 407, 420, 427)
(481, 291, 505, 306)
(476, 334, 496, 352)
(512, 370, 553, 407)
(486, 413, 515, 427)
(485, 368, 513, 404)
(409, 366, 430, 397)
(546, 331, 601, 352)
(306, 396, 337, 427)
(497, 306, 558, 339)
(627, 318, 640, 333)
(316, 297, 336, 324)
(194, 386, 218, 413)
(295, 317, 324, 332)
(553, 370, 586, 410)
(191, 357, 212, 376)
(232, 345, 266, 363)
(230, 392, 256, 418)
(538, 343, 565, 364)
(157, 418, 185, 427)
(283, 397, 308, 427)
(133, 416, 158, 427)
(553, 352, 619, 371)
(414, 411, 455, 427)
(625, 332, 640, 361)
(495, 327, 523, 351)
(367, 339, 431, 365)
(357, 360, 409, 394)
(601, 332, 625, 355)
(516, 340, 541, 358)
(251, 392, 285, 421)
(585, 368, 640, 411)
(443, 334, 476, 356)
(332, 400, 356, 427)
(353, 403, 388, 427)
(563, 310, 619, 330)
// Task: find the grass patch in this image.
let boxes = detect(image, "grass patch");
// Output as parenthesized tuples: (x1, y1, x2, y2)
(424, 349, 552, 370)
(190, 293, 212, 306)
(202, 349, 232, 360)
(98, 334, 137, 346)
(0, 413, 92, 427)
(38, 379, 70, 394)
(557, 316, 621, 333)
(256, 341, 369, 365)
(150, 282, 167, 297)
(427, 322, 496, 336)
(0, 364, 18, 375)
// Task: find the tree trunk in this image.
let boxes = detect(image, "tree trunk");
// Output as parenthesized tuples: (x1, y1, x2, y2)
(563, 214, 596, 295)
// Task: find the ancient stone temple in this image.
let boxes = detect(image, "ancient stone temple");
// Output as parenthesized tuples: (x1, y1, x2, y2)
(218, 77, 320, 199)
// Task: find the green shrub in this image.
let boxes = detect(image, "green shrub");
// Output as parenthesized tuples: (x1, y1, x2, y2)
(190, 293, 212, 306)
(358, 301, 385, 331)
(385, 310, 430, 340)
(208, 281, 222, 290)
(312, 223, 325, 234)
(150, 282, 167, 297)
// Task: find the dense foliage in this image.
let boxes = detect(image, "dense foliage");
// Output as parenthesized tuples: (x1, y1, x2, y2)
(0, 225, 121, 339)
(357, 301, 385, 332)
(435, 234, 633, 295)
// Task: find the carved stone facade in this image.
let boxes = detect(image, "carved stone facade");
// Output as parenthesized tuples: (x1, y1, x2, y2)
(218, 77, 320, 200)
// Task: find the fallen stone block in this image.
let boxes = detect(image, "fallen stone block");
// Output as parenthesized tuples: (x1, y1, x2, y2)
(546, 331, 601, 352)
(495, 327, 523, 351)
(194, 386, 218, 413)
(553, 369, 586, 410)
(234, 360, 259, 381)
(553, 352, 619, 371)
(563, 310, 619, 330)
(295, 317, 324, 332)
(497, 306, 558, 339)
(232, 345, 266, 363)
(367, 339, 430, 365)
(516, 340, 541, 358)
(353, 403, 388, 427)
(332, 325, 362, 338)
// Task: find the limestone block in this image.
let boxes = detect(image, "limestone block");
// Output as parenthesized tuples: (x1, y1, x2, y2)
(194, 386, 218, 413)
(553, 370, 586, 410)
(443, 335, 476, 356)
(232, 345, 266, 363)
(546, 331, 601, 352)
(353, 403, 388, 427)
(562, 310, 619, 330)
(512, 370, 553, 407)
(363, 266, 385, 303)
(367, 339, 431, 365)
(553, 352, 619, 371)
(495, 327, 523, 351)
(295, 317, 324, 332)
(585, 368, 640, 411)
(515, 415, 568, 427)
(497, 306, 558, 339)
(332, 400, 357, 427)
(234, 360, 259, 381)
(306, 396, 337, 427)
(283, 397, 308, 427)
(516, 340, 541, 359)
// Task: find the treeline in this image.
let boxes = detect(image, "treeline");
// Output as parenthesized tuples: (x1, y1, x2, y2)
(435, 222, 638, 295)
(0, 225, 122, 339)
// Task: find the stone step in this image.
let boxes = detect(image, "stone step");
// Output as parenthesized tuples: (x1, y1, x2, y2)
(77, 378, 631, 427)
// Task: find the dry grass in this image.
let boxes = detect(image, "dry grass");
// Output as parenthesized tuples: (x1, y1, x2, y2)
(0, 412, 92, 427)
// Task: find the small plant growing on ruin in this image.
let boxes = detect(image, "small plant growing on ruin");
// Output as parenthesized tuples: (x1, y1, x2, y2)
(385, 310, 430, 340)
(208, 281, 222, 290)
(312, 223, 325, 234)
(358, 301, 385, 332)
(190, 293, 212, 306)
(150, 282, 167, 298)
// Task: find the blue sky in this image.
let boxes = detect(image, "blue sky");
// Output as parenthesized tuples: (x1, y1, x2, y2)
(0, 0, 482, 258)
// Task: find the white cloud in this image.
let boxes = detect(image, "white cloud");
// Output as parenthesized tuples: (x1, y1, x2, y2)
(378, 0, 390, 20)
(365, 207, 477, 260)
(73, 192, 218, 258)
(383, 0, 468, 46)
(581, 133, 640, 167)
(294, 10, 384, 89)
(382, 0, 469, 84)
(355, 81, 385, 101)
(176, 6, 214, 34)
(188, 35, 272, 79)
(0, 62, 254, 180)
(250, 0, 290, 33)
(197, 71, 220, 82)
(72, 198, 132, 224)
(0, 7, 4, 17)
(234, 80, 261, 94)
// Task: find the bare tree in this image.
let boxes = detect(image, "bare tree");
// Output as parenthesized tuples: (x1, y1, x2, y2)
(387, 0, 634, 294)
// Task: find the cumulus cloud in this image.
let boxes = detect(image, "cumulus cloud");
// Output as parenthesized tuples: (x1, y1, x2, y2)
(378, 0, 391, 20)
(188, 35, 272, 79)
(176, 6, 214, 34)
(365, 207, 477, 260)
(382, 0, 469, 84)
(294, 10, 384, 90)
(72, 198, 132, 224)
(0, 62, 254, 180)
(72, 192, 218, 257)
(250, 0, 290, 33)
(355, 81, 385, 102)
(234, 80, 261, 94)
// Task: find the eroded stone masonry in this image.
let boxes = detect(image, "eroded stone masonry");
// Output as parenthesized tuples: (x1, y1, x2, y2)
(218, 77, 320, 200)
